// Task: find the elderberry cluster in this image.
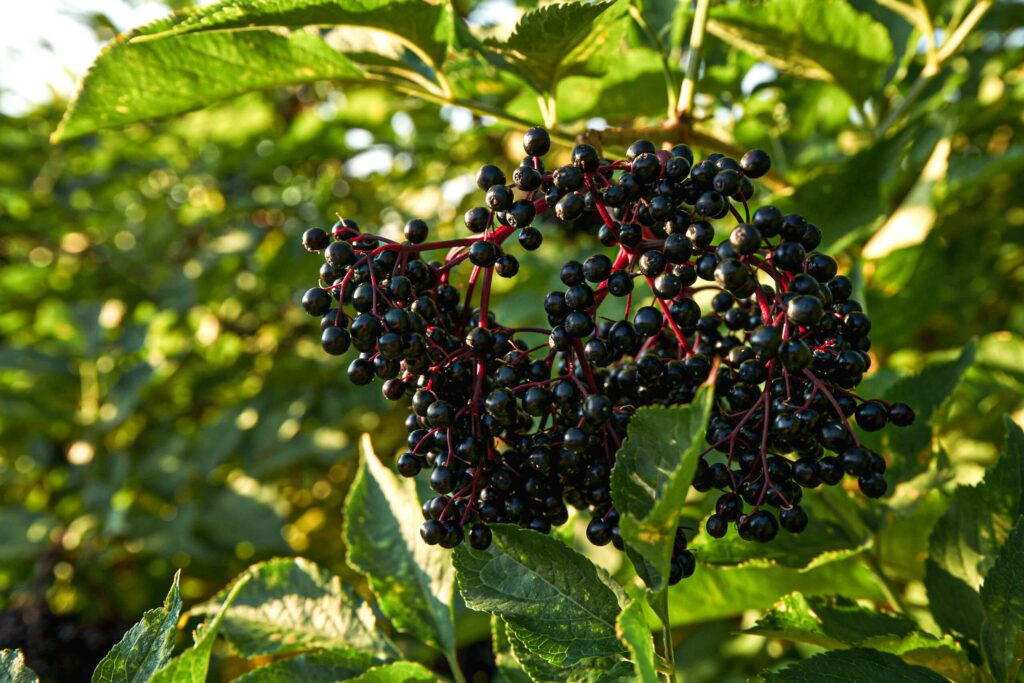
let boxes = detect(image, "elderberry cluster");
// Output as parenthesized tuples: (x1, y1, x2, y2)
(299, 126, 914, 584)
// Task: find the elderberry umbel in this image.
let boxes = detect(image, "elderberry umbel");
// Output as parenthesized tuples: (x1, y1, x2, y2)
(299, 127, 914, 584)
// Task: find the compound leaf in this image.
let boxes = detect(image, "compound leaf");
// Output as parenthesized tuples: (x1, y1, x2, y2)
(879, 341, 977, 480)
(453, 524, 625, 667)
(484, 1, 627, 96)
(507, 626, 634, 683)
(708, 0, 893, 102)
(344, 662, 437, 683)
(611, 387, 713, 591)
(234, 650, 375, 683)
(54, 21, 362, 142)
(149, 573, 251, 683)
(91, 572, 182, 683)
(135, 0, 455, 70)
(690, 514, 868, 570)
(616, 599, 658, 683)
(980, 517, 1024, 683)
(344, 434, 456, 654)
(759, 647, 947, 682)
(197, 557, 396, 659)
(926, 417, 1024, 638)
(748, 593, 976, 681)
(669, 555, 885, 626)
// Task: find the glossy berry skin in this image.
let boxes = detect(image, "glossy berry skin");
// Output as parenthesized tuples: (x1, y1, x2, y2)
(889, 402, 915, 426)
(742, 510, 778, 543)
(404, 219, 429, 244)
(522, 126, 551, 156)
(468, 524, 493, 550)
(321, 327, 350, 355)
(780, 506, 808, 533)
(302, 288, 332, 316)
(855, 402, 888, 431)
(302, 227, 330, 252)
(297, 127, 915, 564)
(476, 164, 506, 191)
(705, 514, 728, 538)
(739, 149, 771, 178)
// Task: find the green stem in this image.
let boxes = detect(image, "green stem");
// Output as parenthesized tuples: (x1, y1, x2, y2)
(628, 3, 679, 123)
(444, 650, 467, 683)
(677, 0, 711, 119)
(876, 0, 992, 137)
(655, 589, 678, 683)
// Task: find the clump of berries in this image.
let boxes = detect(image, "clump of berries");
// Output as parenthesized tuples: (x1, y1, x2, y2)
(299, 126, 914, 585)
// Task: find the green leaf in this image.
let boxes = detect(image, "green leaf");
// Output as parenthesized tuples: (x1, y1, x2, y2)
(616, 600, 658, 683)
(980, 517, 1024, 683)
(197, 557, 396, 659)
(134, 0, 455, 70)
(689, 513, 868, 570)
(611, 386, 713, 591)
(344, 434, 455, 654)
(0, 650, 40, 683)
(759, 647, 947, 682)
(484, 1, 627, 96)
(669, 555, 886, 626)
(149, 573, 251, 683)
(748, 593, 976, 681)
(235, 650, 375, 683)
(453, 524, 625, 667)
(553, 48, 674, 123)
(345, 662, 437, 683)
(878, 341, 977, 480)
(91, 572, 182, 683)
(926, 417, 1023, 638)
(750, 593, 916, 645)
(707, 0, 893, 102)
(506, 627, 634, 683)
(54, 21, 363, 142)
(491, 617, 532, 683)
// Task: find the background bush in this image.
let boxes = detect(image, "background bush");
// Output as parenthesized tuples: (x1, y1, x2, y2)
(0, 0, 1022, 680)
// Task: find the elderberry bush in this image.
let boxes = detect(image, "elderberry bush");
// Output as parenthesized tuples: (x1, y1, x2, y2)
(299, 127, 914, 585)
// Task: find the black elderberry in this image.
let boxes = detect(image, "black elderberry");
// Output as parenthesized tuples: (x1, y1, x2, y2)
(468, 240, 499, 267)
(321, 327, 350, 355)
(302, 287, 332, 317)
(403, 219, 429, 244)
(572, 143, 600, 171)
(476, 164, 506, 191)
(523, 126, 551, 156)
(518, 227, 543, 251)
(464, 207, 491, 234)
(780, 505, 808, 533)
(302, 227, 330, 252)
(889, 402, 915, 426)
(739, 149, 771, 178)
(468, 524, 493, 550)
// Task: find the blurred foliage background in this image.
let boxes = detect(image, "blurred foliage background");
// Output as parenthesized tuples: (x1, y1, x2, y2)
(1, 0, 1023, 680)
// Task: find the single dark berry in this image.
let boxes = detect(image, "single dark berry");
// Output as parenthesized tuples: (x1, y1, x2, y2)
(302, 227, 330, 252)
(889, 402, 915, 427)
(468, 524, 493, 550)
(476, 164, 506, 191)
(739, 149, 771, 178)
(705, 514, 728, 538)
(779, 505, 808, 533)
(301, 287, 332, 317)
(523, 126, 551, 156)
(404, 219, 429, 244)
(855, 401, 888, 432)
(858, 472, 888, 498)
(321, 326, 350, 355)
